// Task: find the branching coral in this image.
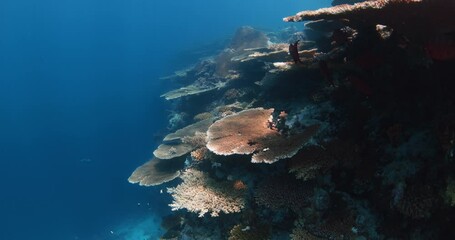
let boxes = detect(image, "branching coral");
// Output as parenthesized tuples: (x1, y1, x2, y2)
(167, 169, 246, 217)
(206, 108, 319, 163)
(190, 147, 210, 161)
(128, 157, 185, 186)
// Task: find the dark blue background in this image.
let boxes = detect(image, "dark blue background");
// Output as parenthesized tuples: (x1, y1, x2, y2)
(0, 0, 328, 239)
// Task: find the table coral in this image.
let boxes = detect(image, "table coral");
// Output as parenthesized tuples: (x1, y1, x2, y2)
(206, 108, 319, 163)
(284, 0, 455, 39)
(128, 157, 185, 186)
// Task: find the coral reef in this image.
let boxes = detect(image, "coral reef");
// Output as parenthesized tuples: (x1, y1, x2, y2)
(167, 169, 246, 217)
(206, 108, 319, 163)
(254, 176, 312, 213)
(228, 224, 270, 240)
(284, 0, 455, 38)
(128, 157, 185, 186)
(154, 119, 213, 160)
(130, 0, 455, 237)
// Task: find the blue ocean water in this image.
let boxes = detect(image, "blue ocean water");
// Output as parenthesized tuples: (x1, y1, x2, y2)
(0, 0, 330, 239)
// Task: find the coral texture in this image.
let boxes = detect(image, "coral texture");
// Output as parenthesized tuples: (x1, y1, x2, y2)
(228, 224, 270, 240)
(206, 108, 319, 163)
(167, 169, 246, 217)
(284, 0, 455, 38)
(153, 119, 213, 159)
(128, 157, 184, 186)
(254, 176, 312, 212)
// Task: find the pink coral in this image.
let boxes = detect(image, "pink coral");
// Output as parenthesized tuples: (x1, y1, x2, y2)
(206, 108, 319, 163)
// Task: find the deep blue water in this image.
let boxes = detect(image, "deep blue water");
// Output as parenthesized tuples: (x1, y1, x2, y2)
(0, 0, 329, 239)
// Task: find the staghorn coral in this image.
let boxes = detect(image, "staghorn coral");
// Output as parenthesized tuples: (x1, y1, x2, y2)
(128, 157, 185, 187)
(254, 176, 313, 213)
(167, 169, 246, 217)
(206, 108, 319, 163)
(228, 224, 270, 240)
(284, 0, 455, 39)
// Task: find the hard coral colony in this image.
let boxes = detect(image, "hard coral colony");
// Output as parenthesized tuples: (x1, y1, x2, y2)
(130, 0, 455, 239)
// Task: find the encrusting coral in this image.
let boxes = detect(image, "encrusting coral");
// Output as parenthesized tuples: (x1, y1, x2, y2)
(206, 108, 320, 163)
(128, 157, 185, 186)
(167, 169, 246, 217)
